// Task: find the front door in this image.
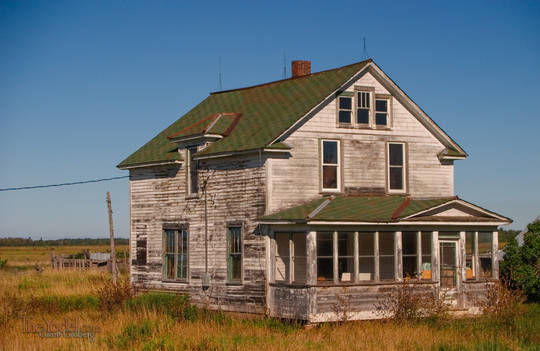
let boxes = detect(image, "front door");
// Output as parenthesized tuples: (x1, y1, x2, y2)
(439, 241, 458, 290)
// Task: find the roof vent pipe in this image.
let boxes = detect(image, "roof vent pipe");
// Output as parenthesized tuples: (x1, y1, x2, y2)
(291, 60, 311, 78)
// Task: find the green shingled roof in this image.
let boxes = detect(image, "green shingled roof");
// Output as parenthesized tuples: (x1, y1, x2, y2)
(117, 60, 372, 168)
(260, 195, 456, 222)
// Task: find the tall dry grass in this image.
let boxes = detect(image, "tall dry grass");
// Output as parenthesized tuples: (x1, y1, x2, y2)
(0, 267, 538, 350)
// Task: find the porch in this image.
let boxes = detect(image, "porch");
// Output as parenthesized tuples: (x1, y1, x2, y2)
(259, 196, 511, 322)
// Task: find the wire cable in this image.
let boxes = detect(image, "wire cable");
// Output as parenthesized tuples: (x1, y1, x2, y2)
(0, 175, 129, 192)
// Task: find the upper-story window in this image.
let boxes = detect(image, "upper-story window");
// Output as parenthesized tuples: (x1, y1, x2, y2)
(375, 98, 388, 126)
(186, 146, 198, 197)
(338, 96, 352, 124)
(388, 142, 406, 193)
(357, 91, 371, 125)
(321, 139, 341, 192)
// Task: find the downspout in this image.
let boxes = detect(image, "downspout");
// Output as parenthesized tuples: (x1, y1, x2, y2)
(202, 178, 210, 290)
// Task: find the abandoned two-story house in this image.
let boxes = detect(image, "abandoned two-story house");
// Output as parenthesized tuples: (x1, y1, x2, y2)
(118, 59, 511, 322)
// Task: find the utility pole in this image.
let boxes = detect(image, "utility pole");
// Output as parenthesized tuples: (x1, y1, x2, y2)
(106, 192, 118, 284)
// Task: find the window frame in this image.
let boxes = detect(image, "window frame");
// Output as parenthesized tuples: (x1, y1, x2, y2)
(337, 95, 353, 125)
(227, 225, 243, 283)
(320, 139, 342, 193)
(162, 225, 189, 282)
(186, 146, 199, 198)
(387, 142, 407, 194)
(374, 94, 392, 128)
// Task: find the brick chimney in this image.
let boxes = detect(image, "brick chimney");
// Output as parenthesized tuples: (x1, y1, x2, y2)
(291, 60, 311, 78)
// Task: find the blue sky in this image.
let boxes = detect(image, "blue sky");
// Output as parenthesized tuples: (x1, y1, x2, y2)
(0, 1, 538, 239)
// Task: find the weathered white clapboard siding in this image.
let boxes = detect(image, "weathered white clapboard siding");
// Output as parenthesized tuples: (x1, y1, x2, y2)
(129, 156, 268, 313)
(268, 71, 454, 214)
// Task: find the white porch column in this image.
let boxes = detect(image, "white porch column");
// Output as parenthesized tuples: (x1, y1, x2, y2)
(333, 231, 338, 284)
(374, 231, 380, 281)
(269, 229, 275, 283)
(306, 231, 316, 285)
(459, 231, 466, 285)
(395, 231, 403, 281)
(492, 231, 499, 279)
(431, 231, 439, 282)
(353, 231, 359, 283)
(416, 231, 422, 280)
(289, 235, 294, 284)
(474, 231, 480, 280)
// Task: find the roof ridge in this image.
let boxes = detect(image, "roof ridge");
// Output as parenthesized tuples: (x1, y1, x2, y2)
(306, 197, 333, 220)
(391, 197, 411, 220)
(209, 59, 373, 96)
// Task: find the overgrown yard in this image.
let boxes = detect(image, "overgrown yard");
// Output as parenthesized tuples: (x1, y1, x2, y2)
(0, 268, 538, 351)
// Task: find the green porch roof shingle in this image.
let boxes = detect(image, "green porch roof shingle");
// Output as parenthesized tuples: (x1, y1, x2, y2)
(260, 195, 456, 222)
(117, 60, 372, 168)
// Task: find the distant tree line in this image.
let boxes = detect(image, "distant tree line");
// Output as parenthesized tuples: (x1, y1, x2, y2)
(0, 237, 129, 246)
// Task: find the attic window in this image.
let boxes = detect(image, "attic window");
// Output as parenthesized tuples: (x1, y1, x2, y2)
(338, 96, 352, 124)
(387, 142, 406, 193)
(375, 95, 391, 127)
(357, 91, 371, 124)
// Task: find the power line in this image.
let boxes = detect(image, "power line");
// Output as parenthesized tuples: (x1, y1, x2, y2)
(0, 175, 129, 192)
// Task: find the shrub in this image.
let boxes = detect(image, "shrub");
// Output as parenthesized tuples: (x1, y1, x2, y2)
(97, 276, 134, 310)
(375, 282, 447, 321)
(500, 220, 540, 301)
(0, 258, 7, 269)
(478, 280, 526, 320)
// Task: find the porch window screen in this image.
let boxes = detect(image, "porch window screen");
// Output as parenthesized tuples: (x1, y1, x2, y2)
(317, 232, 333, 281)
(478, 232, 493, 278)
(227, 226, 242, 282)
(379, 232, 395, 280)
(465, 231, 476, 280)
(421, 231, 432, 280)
(338, 232, 354, 282)
(358, 232, 375, 281)
(275, 233, 289, 282)
(292, 233, 307, 283)
(163, 228, 188, 280)
(402, 231, 417, 279)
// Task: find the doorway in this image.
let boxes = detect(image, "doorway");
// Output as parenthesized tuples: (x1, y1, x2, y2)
(439, 241, 458, 289)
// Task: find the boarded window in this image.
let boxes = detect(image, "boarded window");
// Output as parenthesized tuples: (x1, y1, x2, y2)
(136, 239, 147, 265)
(421, 232, 432, 280)
(227, 226, 242, 282)
(379, 231, 395, 280)
(163, 228, 188, 280)
(187, 146, 199, 196)
(358, 232, 375, 281)
(317, 231, 333, 281)
(402, 231, 418, 279)
(478, 232, 493, 278)
(338, 232, 354, 282)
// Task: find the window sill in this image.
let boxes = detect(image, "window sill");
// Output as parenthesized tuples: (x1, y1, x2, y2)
(320, 190, 343, 195)
(374, 125, 392, 130)
(162, 279, 189, 284)
(225, 281, 243, 286)
(271, 280, 438, 288)
(185, 194, 199, 200)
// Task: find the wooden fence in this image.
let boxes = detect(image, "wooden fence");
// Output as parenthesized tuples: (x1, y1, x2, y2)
(50, 251, 128, 271)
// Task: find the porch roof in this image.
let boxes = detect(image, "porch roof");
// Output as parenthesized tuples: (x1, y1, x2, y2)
(259, 195, 511, 225)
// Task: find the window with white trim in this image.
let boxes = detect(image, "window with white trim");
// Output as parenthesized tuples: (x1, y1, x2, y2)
(478, 232, 493, 278)
(337, 96, 352, 124)
(356, 91, 371, 124)
(388, 142, 406, 192)
(375, 97, 390, 126)
(321, 140, 340, 192)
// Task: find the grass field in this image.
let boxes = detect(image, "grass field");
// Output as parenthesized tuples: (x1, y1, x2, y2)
(0, 247, 539, 350)
(0, 245, 129, 268)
